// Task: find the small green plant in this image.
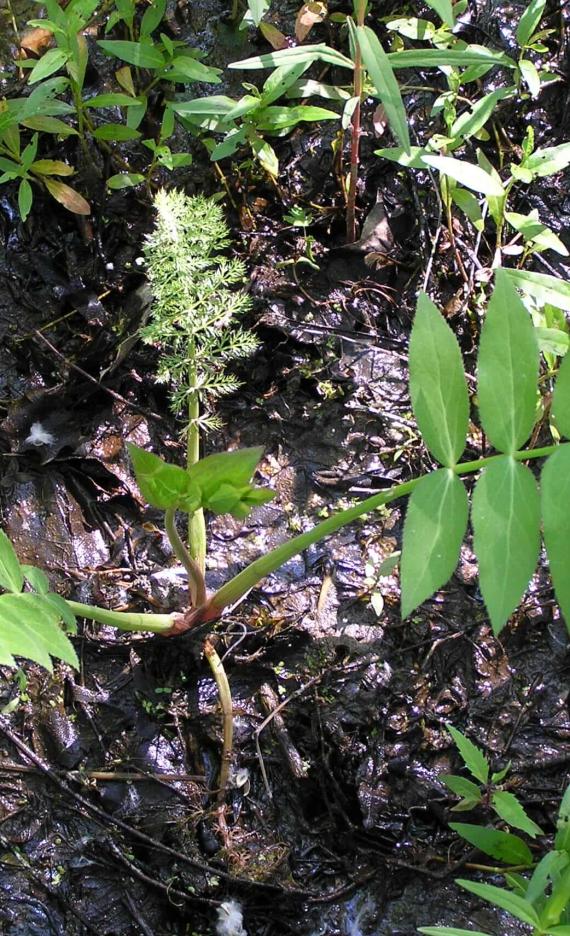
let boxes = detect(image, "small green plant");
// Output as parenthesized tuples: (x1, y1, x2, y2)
(1, 267, 570, 671)
(140, 188, 259, 579)
(418, 783, 570, 936)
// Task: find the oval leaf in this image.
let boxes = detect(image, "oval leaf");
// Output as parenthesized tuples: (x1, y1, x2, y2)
(27, 48, 69, 84)
(401, 470, 468, 618)
(472, 457, 540, 634)
(43, 178, 90, 214)
(541, 447, 570, 627)
(477, 269, 539, 453)
(409, 293, 469, 466)
(107, 172, 145, 189)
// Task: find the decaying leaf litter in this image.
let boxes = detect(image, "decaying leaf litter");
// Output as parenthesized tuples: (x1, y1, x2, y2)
(0, 0, 569, 932)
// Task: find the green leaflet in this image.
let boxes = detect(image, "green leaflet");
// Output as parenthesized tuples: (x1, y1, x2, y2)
(352, 24, 411, 154)
(409, 293, 469, 467)
(456, 880, 539, 927)
(516, 0, 547, 46)
(541, 447, 570, 627)
(492, 790, 543, 837)
(401, 470, 468, 618)
(423, 0, 455, 27)
(0, 593, 78, 670)
(524, 142, 570, 178)
(477, 269, 539, 453)
(472, 457, 540, 634)
(0, 530, 24, 593)
(97, 40, 165, 69)
(441, 775, 482, 802)
(447, 724, 489, 784)
(450, 825, 533, 866)
(552, 352, 570, 438)
(128, 444, 201, 513)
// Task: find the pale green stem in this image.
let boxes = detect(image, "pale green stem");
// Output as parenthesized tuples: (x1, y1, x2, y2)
(164, 508, 207, 607)
(65, 601, 174, 633)
(187, 363, 206, 575)
(204, 638, 233, 803)
(206, 443, 569, 615)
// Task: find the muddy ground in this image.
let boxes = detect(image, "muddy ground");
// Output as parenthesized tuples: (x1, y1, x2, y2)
(0, 0, 569, 933)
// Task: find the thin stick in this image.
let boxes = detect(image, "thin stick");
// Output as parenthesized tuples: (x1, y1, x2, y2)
(203, 637, 234, 804)
(255, 676, 320, 800)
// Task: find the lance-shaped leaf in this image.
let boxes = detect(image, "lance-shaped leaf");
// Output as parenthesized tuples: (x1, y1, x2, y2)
(352, 24, 410, 154)
(0, 530, 24, 593)
(503, 267, 570, 313)
(542, 447, 570, 627)
(456, 881, 539, 928)
(472, 457, 540, 634)
(492, 790, 543, 837)
(450, 825, 533, 866)
(552, 352, 570, 438)
(422, 154, 505, 196)
(409, 293, 469, 467)
(477, 269, 539, 453)
(401, 470, 468, 617)
(447, 724, 489, 784)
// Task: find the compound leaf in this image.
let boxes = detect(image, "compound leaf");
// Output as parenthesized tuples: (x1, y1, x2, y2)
(409, 293, 469, 467)
(472, 457, 540, 634)
(0, 593, 78, 670)
(451, 827, 533, 866)
(552, 353, 570, 438)
(477, 269, 539, 453)
(401, 470, 468, 617)
(542, 447, 570, 626)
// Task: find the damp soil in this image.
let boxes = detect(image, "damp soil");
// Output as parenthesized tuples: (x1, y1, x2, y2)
(0, 1, 570, 934)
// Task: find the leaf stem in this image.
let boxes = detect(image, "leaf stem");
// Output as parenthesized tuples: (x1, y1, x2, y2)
(164, 507, 207, 607)
(65, 601, 175, 633)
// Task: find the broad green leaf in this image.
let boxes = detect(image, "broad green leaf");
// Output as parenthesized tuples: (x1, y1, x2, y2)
(409, 293, 469, 466)
(21, 116, 78, 135)
(524, 142, 570, 178)
(450, 88, 511, 143)
(107, 172, 145, 189)
(519, 58, 541, 97)
(492, 790, 543, 837)
(556, 785, 570, 852)
(472, 457, 540, 634)
(422, 154, 505, 196)
(188, 447, 266, 504)
(505, 211, 569, 256)
(43, 593, 77, 630)
(516, 0, 547, 46)
(447, 725, 489, 784)
(401, 470, 468, 617)
(385, 17, 436, 41)
(97, 40, 165, 69)
(375, 145, 430, 168)
(542, 447, 570, 626)
(31, 159, 74, 176)
(0, 592, 78, 670)
(424, 0, 455, 27)
(43, 178, 91, 215)
(452, 188, 484, 231)
(262, 61, 311, 106)
(456, 880, 540, 926)
(0, 530, 24, 593)
(504, 268, 570, 313)
(477, 269, 539, 453)
(451, 824, 533, 865)
(85, 93, 142, 108)
(418, 930, 493, 936)
(27, 48, 69, 84)
(21, 565, 49, 594)
(547, 928, 570, 934)
(553, 353, 570, 437)
(127, 444, 201, 513)
(211, 127, 248, 161)
(441, 775, 482, 801)
(18, 179, 33, 222)
(93, 123, 142, 141)
(353, 24, 410, 154)
(140, 0, 166, 38)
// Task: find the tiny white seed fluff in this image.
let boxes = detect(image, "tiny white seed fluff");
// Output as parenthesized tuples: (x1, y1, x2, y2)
(25, 422, 55, 446)
(215, 900, 247, 936)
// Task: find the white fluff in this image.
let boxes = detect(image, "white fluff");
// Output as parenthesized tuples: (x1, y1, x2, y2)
(25, 422, 55, 446)
(216, 900, 247, 936)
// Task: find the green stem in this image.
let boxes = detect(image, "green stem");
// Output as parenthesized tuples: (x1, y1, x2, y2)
(204, 638, 233, 803)
(164, 507, 206, 607)
(206, 443, 568, 616)
(65, 600, 175, 633)
(187, 379, 206, 576)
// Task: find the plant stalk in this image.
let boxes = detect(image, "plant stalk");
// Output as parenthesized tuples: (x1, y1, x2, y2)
(346, 0, 367, 243)
(203, 637, 234, 803)
(65, 601, 175, 633)
(187, 370, 206, 576)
